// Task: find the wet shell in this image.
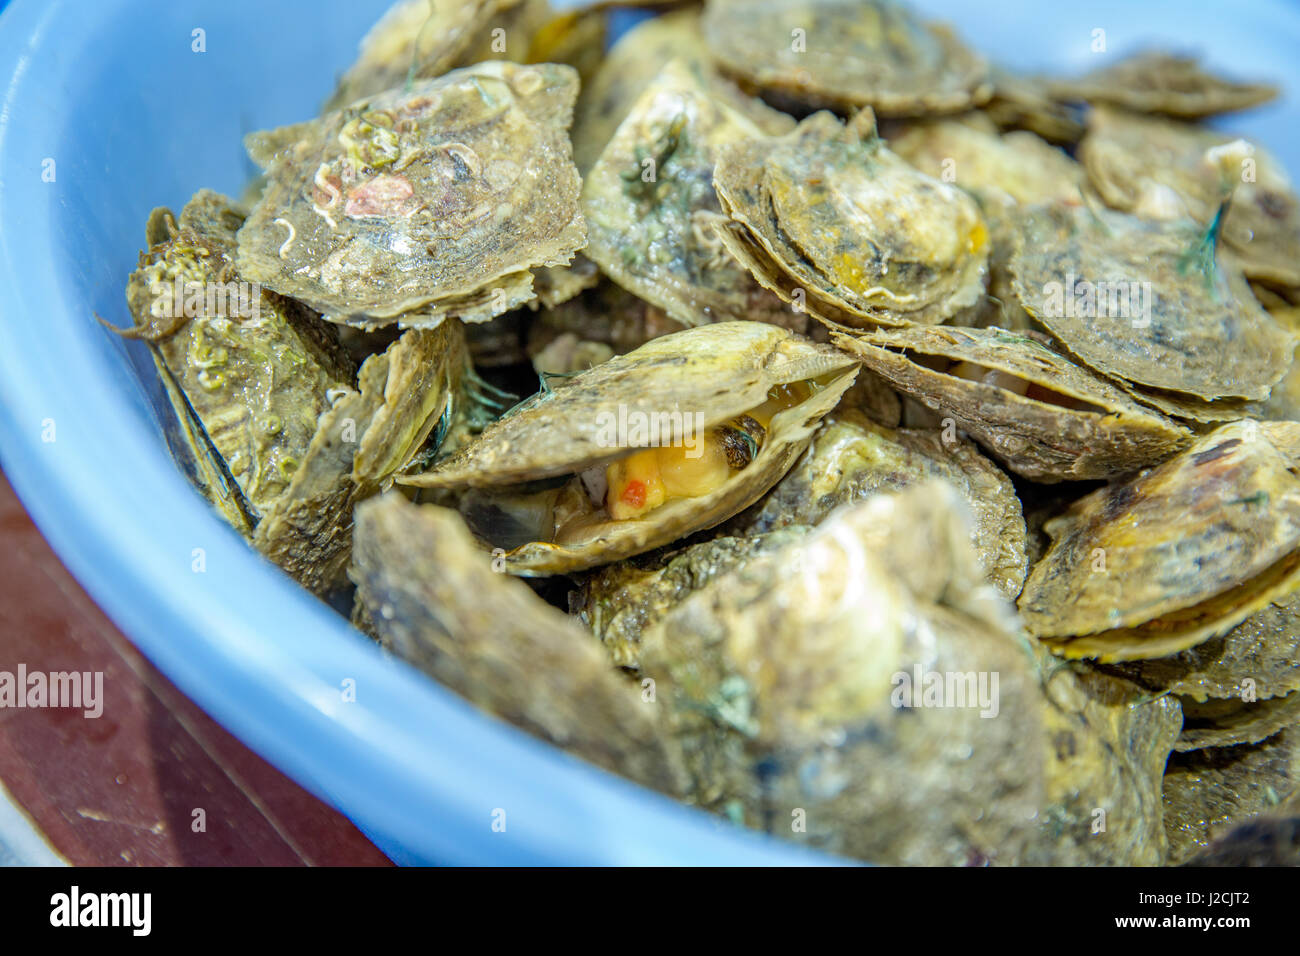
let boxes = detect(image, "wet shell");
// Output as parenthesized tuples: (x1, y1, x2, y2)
(831, 325, 1192, 482)
(636, 483, 1045, 865)
(1009, 200, 1296, 402)
(571, 8, 793, 174)
(351, 493, 687, 794)
(1175, 692, 1300, 752)
(1048, 50, 1278, 119)
(1018, 420, 1300, 661)
(723, 408, 1029, 598)
(981, 67, 1086, 147)
(253, 320, 474, 593)
(124, 190, 354, 517)
(1113, 592, 1300, 703)
(1162, 726, 1300, 865)
(399, 322, 858, 574)
(238, 62, 586, 328)
(701, 0, 991, 116)
(322, 0, 546, 113)
(1080, 105, 1300, 289)
(1029, 652, 1181, 866)
(582, 59, 799, 330)
(713, 110, 990, 327)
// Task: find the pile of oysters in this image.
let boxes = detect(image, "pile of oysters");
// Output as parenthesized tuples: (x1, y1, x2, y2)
(118, 0, 1300, 865)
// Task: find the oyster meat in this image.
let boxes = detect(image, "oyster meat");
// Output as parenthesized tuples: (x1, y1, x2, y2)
(238, 62, 586, 328)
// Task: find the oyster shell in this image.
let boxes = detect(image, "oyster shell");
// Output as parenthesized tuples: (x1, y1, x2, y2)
(1080, 105, 1300, 290)
(1030, 652, 1181, 866)
(323, 0, 548, 113)
(1009, 200, 1297, 403)
(1049, 50, 1278, 119)
(981, 67, 1086, 147)
(635, 483, 1045, 865)
(526, 279, 686, 362)
(1018, 420, 1300, 661)
(713, 109, 990, 327)
(573, 527, 809, 670)
(399, 322, 859, 574)
(238, 62, 586, 328)
(1175, 692, 1300, 752)
(1162, 726, 1300, 865)
(831, 325, 1192, 482)
(701, 0, 991, 115)
(1113, 592, 1300, 703)
(124, 190, 353, 517)
(1179, 789, 1300, 866)
(724, 408, 1029, 597)
(571, 8, 792, 174)
(351, 492, 688, 794)
(253, 319, 476, 593)
(582, 59, 799, 329)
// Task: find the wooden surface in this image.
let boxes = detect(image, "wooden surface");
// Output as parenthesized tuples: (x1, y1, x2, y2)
(0, 471, 391, 866)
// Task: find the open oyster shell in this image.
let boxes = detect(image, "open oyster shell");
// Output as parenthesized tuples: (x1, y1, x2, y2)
(238, 62, 586, 328)
(1162, 726, 1300, 865)
(400, 322, 858, 574)
(1018, 420, 1300, 661)
(701, 0, 991, 116)
(724, 408, 1028, 597)
(1009, 200, 1296, 403)
(1080, 105, 1300, 290)
(636, 483, 1045, 865)
(831, 325, 1191, 482)
(351, 493, 688, 795)
(582, 59, 798, 330)
(714, 110, 990, 327)
(1049, 50, 1278, 119)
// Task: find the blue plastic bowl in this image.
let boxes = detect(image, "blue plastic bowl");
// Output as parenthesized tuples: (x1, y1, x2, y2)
(1, 0, 1298, 865)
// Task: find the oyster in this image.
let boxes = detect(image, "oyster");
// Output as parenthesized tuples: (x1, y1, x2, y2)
(323, 0, 548, 112)
(636, 483, 1045, 865)
(831, 325, 1191, 482)
(1080, 105, 1300, 290)
(582, 59, 800, 330)
(1162, 726, 1300, 865)
(1049, 50, 1278, 119)
(1031, 653, 1181, 866)
(125, 191, 354, 516)
(400, 323, 858, 574)
(1114, 592, 1300, 704)
(574, 527, 809, 670)
(1018, 420, 1300, 661)
(889, 116, 1083, 331)
(981, 67, 1085, 147)
(724, 408, 1029, 597)
(701, 0, 991, 115)
(1180, 789, 1300, 866)
(1175, 692, 1300, 752)
(351, 492, 688, 794)
(238, 62, 586, 328)
(253, 319, 477, 593)
(1009, 200, 1297, 403)
(571, 8, 792, 174)
(713, 109, 990, 327)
